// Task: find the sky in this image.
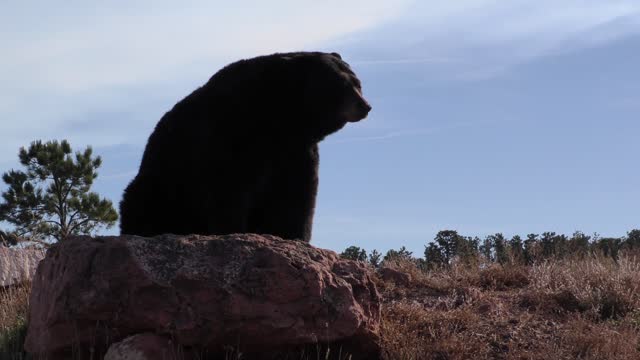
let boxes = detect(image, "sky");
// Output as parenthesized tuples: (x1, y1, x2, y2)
(1, 1, 639, 255)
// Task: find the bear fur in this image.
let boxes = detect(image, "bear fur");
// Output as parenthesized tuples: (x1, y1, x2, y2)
(119, 52, 371, 242)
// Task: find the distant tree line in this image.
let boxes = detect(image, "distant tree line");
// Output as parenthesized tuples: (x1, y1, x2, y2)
(340, 229, 640, 268)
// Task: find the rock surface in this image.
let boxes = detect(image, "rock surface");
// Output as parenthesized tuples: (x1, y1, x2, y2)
(0, 246, 45, 287)
(379, 267, 412, 287)
(25, 234, 381, 359)
(104, 333, 177, 360)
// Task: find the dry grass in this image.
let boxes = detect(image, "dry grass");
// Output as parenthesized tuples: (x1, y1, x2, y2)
(529, 255, 640, 320)
(381, 302, 492, 360)
(0, 283, 30, 359)
(379, 255, 640, 359)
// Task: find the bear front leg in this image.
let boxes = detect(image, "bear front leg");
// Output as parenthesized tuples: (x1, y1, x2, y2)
(248, 145, 319, 242)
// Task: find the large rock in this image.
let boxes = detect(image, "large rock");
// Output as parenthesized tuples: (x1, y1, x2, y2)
(25, 234, 381, 359)
(0, 246, 45, 287)
(379, 266, 412, 287)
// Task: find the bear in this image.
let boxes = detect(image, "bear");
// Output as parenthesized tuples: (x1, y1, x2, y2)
(119, 51, 371, 242)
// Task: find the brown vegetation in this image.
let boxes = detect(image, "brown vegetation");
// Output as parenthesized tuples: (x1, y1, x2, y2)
(379, 255, 640, 359)
(0, 283, 30, 359)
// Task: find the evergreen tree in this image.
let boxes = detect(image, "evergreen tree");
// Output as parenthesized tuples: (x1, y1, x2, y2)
(480, 236, 493, 262)
(368, 249, 382, 267)
(509, 235, 524, 264)
(0, 140, 118, 243)
(486, 233, 509, 264)
(568, 231, 591, 257)
(594, 237, 622, 260)
(523, 233, 539, 264)
(340, 246, 368, 261)
(384, 246, 413, 262)
(625, 229, 640, 250)
(424, 242, 445, 268)
(434, 230, 460, 263)
(540, 232, 556, 258)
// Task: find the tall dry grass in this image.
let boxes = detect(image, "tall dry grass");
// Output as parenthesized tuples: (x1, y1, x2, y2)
(379, 254, 640, 359)
(528, 254, 640, 320)
(0, 283, 30, 359)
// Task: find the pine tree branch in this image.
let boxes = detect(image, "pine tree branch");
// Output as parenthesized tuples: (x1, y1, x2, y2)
(67, 209, 81, 225)
(67, 217, 97, 235)
(21, 237, 52, 248)
(42, 220, 63, 226)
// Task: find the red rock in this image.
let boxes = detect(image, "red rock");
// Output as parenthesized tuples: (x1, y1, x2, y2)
(379, 267, 412, 286)
(104, 333, 176, 360)
(24, 234, 381, 359)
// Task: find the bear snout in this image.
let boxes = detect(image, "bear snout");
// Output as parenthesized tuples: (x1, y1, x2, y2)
(360, 98, 372, 114)
(345, 92, 371, 123)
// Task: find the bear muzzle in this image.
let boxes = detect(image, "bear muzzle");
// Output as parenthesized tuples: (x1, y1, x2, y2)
(345, 89, 372, 123)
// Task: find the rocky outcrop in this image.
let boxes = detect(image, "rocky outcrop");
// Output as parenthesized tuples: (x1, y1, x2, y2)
(0, 246, 45, 287)
(25, 234, 381, 359)
(379, 267, 412, 287)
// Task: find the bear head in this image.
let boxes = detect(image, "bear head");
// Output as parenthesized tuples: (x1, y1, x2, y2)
(291, 52, 371, 142)
(207, 52, 371, 145)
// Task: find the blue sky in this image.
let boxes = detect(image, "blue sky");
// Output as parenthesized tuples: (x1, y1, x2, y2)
(1, 1, 639, 255)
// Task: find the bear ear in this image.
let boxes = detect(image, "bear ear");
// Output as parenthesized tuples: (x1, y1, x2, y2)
(330, 52, 342, 60)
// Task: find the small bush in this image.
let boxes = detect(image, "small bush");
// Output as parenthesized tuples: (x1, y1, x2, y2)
(478, 265, 530, 290)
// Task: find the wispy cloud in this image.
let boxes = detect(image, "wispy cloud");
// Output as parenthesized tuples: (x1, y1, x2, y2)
(332, 121, 475, 144)
(0, 1, 412, 163)
(340, 0, 640, 78)
(0, 1, 411, 94)
(333, 128, 436, 143)
(352, 57, 458, 65)
(2, 1, 640, 163)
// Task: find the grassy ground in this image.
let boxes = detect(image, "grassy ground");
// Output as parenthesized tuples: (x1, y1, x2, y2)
(2, 256, 639, 359)
(379, 255, 640, 359)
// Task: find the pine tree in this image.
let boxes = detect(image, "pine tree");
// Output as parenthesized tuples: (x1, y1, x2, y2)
(340, 246, 368, 261)
(0, 140, 118, 243)
(368, 249, 382, 267)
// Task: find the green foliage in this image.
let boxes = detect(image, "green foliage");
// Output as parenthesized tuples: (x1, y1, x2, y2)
(625, 229, 640, 250)
(524, 233, 540, 264)
(568, 231, 591, 256)
(341, 230, 637, 272)
(0, 140, 118, 243)
(509, 235, 524, 263)
(0, 318, 27, 359)
(368, 249, 382, 268)
(434, 230, 459, 263)
(490, 233, 509, 265)
(340, 246, 368, 262)
(425, 230, 478, 268)
(384, 246, 413, 262)
(593, 237, 622, 260)
(480, 236, 493, 261)
(424, 242, 445, 268)
(0, 230, 19, 247)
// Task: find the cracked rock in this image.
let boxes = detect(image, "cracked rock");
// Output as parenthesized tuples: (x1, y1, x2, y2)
(24, 234, 381, 359)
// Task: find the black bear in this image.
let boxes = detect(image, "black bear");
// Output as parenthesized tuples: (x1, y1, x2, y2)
(119, 52, 371, 242)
